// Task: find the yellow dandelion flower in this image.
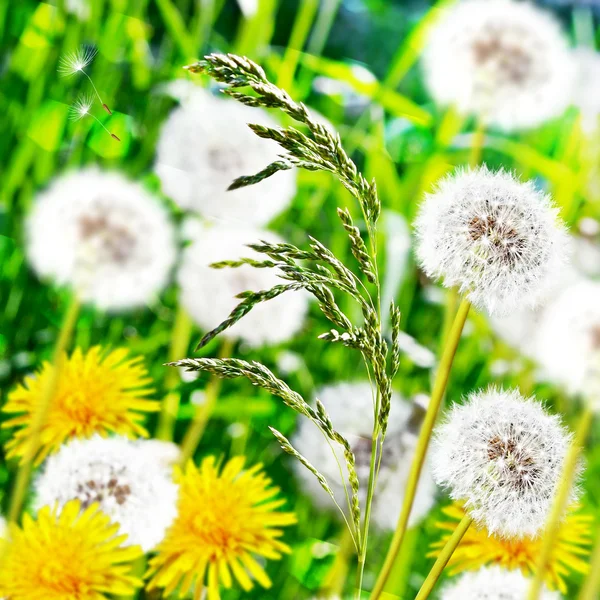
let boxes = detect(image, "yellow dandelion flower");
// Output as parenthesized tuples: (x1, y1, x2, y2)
(429, 502, 593, 594)
(2, 346, 159, 464)
(0, 499, 143, 599)
(146, 456, 297, 600)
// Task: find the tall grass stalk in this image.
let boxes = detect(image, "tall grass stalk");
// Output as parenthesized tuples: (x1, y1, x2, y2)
(7, 296, 80, 522)
(370, 298, 470, 599)
(527, 405, 593, 600)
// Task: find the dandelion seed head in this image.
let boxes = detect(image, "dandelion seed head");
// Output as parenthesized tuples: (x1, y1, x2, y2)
(423, 0, 573, 131)
(292, 382, 436, 530)
(34, 436, 178, 552)
(440, 566, 560, 600)
(146, 457, 296, 598)
(155, 84, 296, 225)
(58, 46, 97, 77)
(415, 166, 569, 316)
(532, 278, 600, 398)
(177, 219, 309, 347)
(25, 168, 177, 311)
(432, 388, 579, 538)
(0, 500, 142, 600)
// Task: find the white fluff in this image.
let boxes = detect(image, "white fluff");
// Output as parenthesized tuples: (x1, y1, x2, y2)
(25, 168, 177, 311)
(440, 566, 560, 600)
(292, 382, 436, 530)
(423, 0, 573, 131)
(155, 84, 296, 225)
(414, 166, 569, 316)
(34, 436, 178, 552)
(177, 219, 308, 347)
(532, 278, 600, 397)
(432, 388, 577, 538)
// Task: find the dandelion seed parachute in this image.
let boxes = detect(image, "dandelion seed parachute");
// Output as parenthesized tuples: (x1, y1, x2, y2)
(432, 388, 578, 538)
(430, 502, 592, 594)
(422, 0, 573, 131)
(25, 168, 177, 311)
(146, 457, 296, 600)
(2, 346, 159, 464)
(155, 84, 296, 225)
(0, 500, 143, 600)
(34, 436, 178, 552)
(439, 566, 560, 600)
(177, 219, 309, 348)
(292, 382, 436, 530)
(58, 46, 97, 77)
(414, 166, 569, 316)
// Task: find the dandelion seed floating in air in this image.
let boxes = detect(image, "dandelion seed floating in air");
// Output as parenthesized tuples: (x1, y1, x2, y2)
(70, 94, 120, 141)
(59, 46, 113, 114)
(431, 387, 579, 539)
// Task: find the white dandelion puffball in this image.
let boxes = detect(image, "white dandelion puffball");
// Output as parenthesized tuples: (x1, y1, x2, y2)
(572, 48, 600, 133)
(440, 566, 560, 600)
(532, 279, 600, 396)
(292, 382, 436, 530)
(432, 388, 577, 538)
(155, 84, 296, 225)
(34, 436, 178, 552)
(26, 168, 176, 311)
(415, 167, 569, 316)
(423, 0, 573, 131)
(177, 219, 308, 347)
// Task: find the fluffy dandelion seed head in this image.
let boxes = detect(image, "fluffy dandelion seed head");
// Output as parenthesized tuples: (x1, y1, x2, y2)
(146, 457, 296, 600)
(26, 168, 177, 311)
(432, 388, 578, 538)
(532, 278, 600, 397)
(34, 436, 178, 552)
(415, 167, 569, 316)
(0, 500, 142, 600)
(440, 566, 560, 600)
(155, 84, 296, 225)
(431, 502, 592, 594)
(2, 346, 159, 464)
(58, 46, 98, 77)
(178, 219, 309, 347)
(292, 382, 436, 530)
(423, 0, 573, 131)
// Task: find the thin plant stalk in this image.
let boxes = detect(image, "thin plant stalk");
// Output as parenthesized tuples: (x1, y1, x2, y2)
(156, 305, 194, 441)
(370, 298, 470, 600)
(7, 296, 80, 522)
(414, 514, 473, 600)
(319, 528, 355, 597)
(179, 338, 235, 464)
(578, 521, 600, 600)
(527, 405, 593, 600)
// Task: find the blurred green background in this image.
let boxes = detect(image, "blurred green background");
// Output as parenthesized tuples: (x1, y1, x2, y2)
(2, 0, 600, 598)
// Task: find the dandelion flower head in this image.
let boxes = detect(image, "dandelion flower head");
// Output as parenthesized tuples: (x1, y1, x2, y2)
(26, 168, 177, 311)
(155, 84, 296, 225)
(439, 566, 560, 600)
(34, 435, 178, 552)
(178, 219, 308, 347)
(430, 502, 592, 594)
(423, 0, 573, 131)
(2, 346, 158, 464)
(146, 456, 296, 600)
(0, 500, 142, 600)
(292, 382, 436, 529)
(415, 166, 569, 315)
(431, 387, 578, 538)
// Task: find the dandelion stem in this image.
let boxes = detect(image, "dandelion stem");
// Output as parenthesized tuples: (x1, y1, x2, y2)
(156, 306, 194, 441)
(7, 296, 80, 523)
(179, 338, 235, 464)
(528, 405, 593, 600)
(370, 298, 470, 600)
(414, 514, 473, 600)
(578, 520, 600, 600)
